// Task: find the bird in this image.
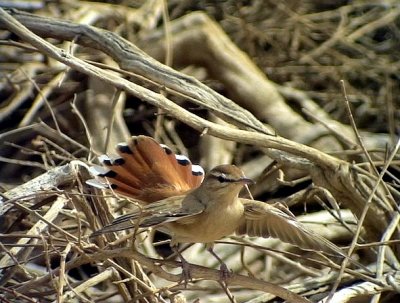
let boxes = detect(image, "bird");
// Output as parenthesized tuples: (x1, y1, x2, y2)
(87, 135, 357, 279)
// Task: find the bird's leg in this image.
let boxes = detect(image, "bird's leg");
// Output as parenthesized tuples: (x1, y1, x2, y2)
(206, 246, 233, 281)
(172, 245, 192, 286)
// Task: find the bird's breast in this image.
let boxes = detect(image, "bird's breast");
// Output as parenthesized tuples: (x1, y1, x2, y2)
(167, 200, 244, 244)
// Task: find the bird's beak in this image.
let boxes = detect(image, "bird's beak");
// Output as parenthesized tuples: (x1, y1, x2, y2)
(237, 177, 255, 185)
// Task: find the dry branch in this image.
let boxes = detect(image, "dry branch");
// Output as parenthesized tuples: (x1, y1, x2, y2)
(0, 3, 399, 303)
(0, 9, 268, 135)
(0, 8, 394, 240)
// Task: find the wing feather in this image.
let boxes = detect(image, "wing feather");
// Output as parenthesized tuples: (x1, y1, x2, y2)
(237, 199, 343, 254)
(91, 195, 205, 236)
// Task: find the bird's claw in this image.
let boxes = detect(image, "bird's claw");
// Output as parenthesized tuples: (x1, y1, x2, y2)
(219, 262, 233, 281)
(178, 258, 192, 286)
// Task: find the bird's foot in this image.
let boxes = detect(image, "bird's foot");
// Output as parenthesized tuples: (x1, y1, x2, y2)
(219, 262, 233, 281)
(172, 245, 193, 286)
(178, 257, 192, 286)
(206, 246, 233, 282)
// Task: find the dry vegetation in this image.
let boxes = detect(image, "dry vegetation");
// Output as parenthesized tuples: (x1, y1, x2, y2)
(0, 1, 399, 302)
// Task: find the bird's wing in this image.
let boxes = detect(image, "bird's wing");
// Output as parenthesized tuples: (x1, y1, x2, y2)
(91, 194, 205, 236)
(236, 199, 342, 254)
(87, 136, 204, 202)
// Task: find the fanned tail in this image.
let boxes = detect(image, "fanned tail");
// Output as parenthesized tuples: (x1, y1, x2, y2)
(87, 136, 204, 203)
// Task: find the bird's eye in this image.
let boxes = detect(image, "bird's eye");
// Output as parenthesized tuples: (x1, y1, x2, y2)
(217, 174, 227, 183)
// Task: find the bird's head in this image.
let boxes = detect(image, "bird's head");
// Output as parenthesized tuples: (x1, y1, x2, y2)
(201, 165, 254, 197)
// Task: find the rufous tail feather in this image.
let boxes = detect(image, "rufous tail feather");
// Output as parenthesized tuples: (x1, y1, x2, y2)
(87, 136, 204, 203)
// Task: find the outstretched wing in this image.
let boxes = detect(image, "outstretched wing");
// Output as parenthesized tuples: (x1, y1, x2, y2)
(237, 199, 343, 254)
